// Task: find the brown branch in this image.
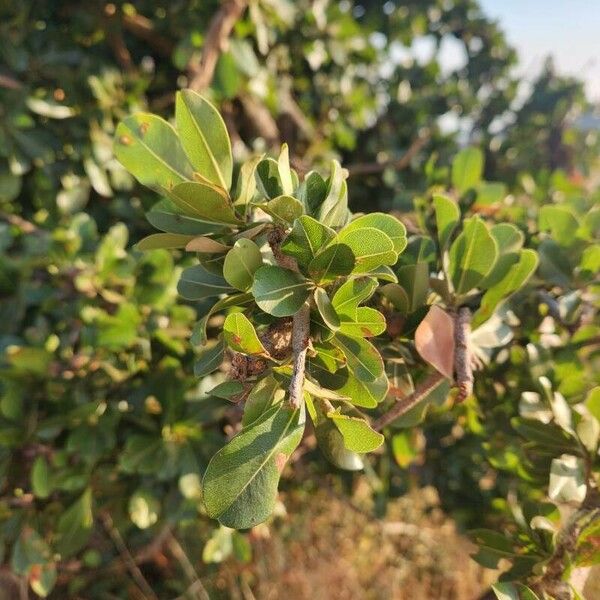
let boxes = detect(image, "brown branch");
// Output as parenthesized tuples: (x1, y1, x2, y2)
(454, 307, 473, 402)
(238, 93, 280, 146)
(188, 0, 249, 92)
(122, 13, 174, 57)
(268, 227, 309, 410)
(166, 533, 210, 600)
(347, 131, 430, 177)
(103, 6, 133, 72)
(100, 512, 159, 600)
(373, 371, 446, 431)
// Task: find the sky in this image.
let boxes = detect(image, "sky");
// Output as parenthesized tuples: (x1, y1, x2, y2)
(479, 0, 600, 101)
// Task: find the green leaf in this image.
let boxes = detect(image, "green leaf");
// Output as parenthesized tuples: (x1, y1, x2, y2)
(539, 205, 580, 247)
(257, 195, 303, 224)
(317, 160, 349, 227)
(452, 147, 483, 194)
(192, 293, 254, 346)
(169, 181, 240, 224)
(342, 213, 407, 254)
(252, 266, 311, 317)
(433, 193, 460, 249)
(56, 488, 93, 557)
(332, 277, 378, 313)
(114, 113, 192, 191)
(310, 397, 364, 471)
(478, 223, 524, 289)
(314, 287, 340, 330)
(308, 243, 355, 283)
(281, 215, 336, 267)
(338, 226, 397, 273)
(329, 412, 384, 452)
(310, 365, 388, 409)
(234, 155, 262, 208)
(474, 249, 538, 327)
(31, 456, 51, 499)
(392, 377, 451, 428)
(175, 90, 232, 190)
(129, 490, 160, 529)
(202, 402, 304, 528)
(585, 387, 600, 423)
(186, 236, 230, 253)
(223, 312, 267, 355)
(381, 283, 410, 315)
(194, 339, 225, 377)
(298, 170, 327, 214)
(135, 233, 192, 251)
(277, 144, 294, 195)
(209, 381, 245, 401)
(178, 265, 233, 300)
(395, 262, 430, 313)
(367, 265, 398, 282)
(223, 239, 263, 291)
(331, 333, 384, 382)
(242, 376, 282, 426)
(339, 307, 386, 338)
(256, 158, 283, 199)
(448, 217, 498, 296)
(147, 202, 228, 236)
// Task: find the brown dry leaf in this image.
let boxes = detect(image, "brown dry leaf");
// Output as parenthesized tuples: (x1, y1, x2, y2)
(415, 305, 455, 379)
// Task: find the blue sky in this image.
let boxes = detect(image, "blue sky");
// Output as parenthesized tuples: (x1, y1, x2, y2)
(479, 0, 600, 100)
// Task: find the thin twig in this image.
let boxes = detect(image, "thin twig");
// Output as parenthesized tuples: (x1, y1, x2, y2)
(100, 512, 159, 600)
(454, 307, 473, 402)
(347, 131, 429, 176)
(267, 227, 309, 409)
(188, 0, 249, 92)
(122, 13, 174, 57)
(373, 372, 446, 431)
(166, 533, 210, 600)
(0, 72, 23, 90)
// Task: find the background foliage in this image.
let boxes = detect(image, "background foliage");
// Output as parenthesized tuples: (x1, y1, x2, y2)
(0, 1, 598, 598)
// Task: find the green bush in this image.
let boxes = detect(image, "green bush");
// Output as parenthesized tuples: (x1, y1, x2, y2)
(1, 1, 598, 598)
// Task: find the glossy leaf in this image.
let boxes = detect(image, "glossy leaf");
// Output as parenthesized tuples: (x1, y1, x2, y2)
(448, 217, 498, 295)
(175, 90, 232, 190)
(433, 193, 460, 249)
(257, 194, 303, 224)
(342, 212, 407, 254)
(223, 312, 267, 355)
(223, 239, 263, 291)
(170, 181, 240, 224)
(317, 160, 349, 227)
(479, 223, 524, 289)
(331, 333, 384, 382)
(308, 242, 355, 282)
(114, 113, 192, 191)
(314, 287, 340, 330)
(338, 307, 386, 338)
(337, 226, 397, 273)
(332, 276, 378, 313)
(281, 215, 335, 266)
(329, 412, 384, 453)
(242, 376, 282, 426)
(474, 249, 538, 326)
(252, 266, 311, 317)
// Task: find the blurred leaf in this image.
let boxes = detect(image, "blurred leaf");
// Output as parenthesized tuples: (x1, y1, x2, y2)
(433, 193, 460, 249)
(452, 147, 483, 194)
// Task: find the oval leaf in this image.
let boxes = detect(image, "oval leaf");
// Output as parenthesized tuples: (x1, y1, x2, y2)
(175, 90, 233, 190)
(223, 239, 263, 291)
(202, 403, 304, 529)
(223, 312, 267, 355)
(252, 266, 311, 317)
(170, 181, 240, 224)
